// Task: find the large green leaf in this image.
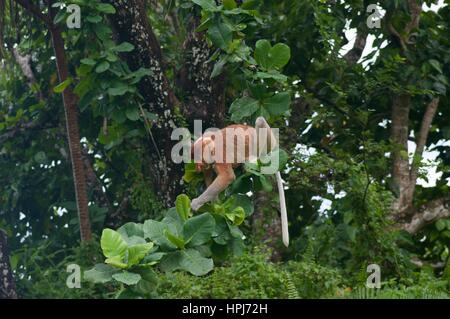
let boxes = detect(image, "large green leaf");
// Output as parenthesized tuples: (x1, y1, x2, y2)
(183, 213, 216, 247)
(179, 249, 214, 276)
(105, 255, 128, 269)
(212, 214, 232, 245)
(254, 40, 291, 70)
(162, 208, 184, 236)
(263, 92, 291, 116)
(176, 194, 192, 221)
(254, 40, 272, 69)
(270, 43, 291, 69)
(229, 96, 259, 121)
(143, 220, 177, 250)
(112, 271, 142, 285)
(127, 243, 154, 266)
(100, 229, 127, 259)
(117, 222, 145, 244)
(191, 0, 219, 11)
(84, 264, 118, 284)
(164, 229, 186, 249)
(208, 22, 233, 50)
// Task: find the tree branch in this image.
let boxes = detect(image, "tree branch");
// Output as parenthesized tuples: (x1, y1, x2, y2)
(413, 98, 440, 161)
(410, 98, 440, 184)
(344, 25, 368, 65)
(405, 0, 422, 35)
(402, 196, 450, 234)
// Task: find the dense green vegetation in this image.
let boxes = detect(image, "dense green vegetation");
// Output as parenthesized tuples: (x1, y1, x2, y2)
(0, 0, 449, 299)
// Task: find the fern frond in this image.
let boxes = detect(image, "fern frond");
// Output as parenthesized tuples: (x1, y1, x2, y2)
(284, 272, 300, 299)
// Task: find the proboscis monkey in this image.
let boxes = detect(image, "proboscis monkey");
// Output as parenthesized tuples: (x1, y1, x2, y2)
(191, 117, 289, 247)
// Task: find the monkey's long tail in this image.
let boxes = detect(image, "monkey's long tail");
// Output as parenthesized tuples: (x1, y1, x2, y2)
(276, 171, 289, 247)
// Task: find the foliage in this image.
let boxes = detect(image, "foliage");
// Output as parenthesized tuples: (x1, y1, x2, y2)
(156, 248, 343, 299)
(84, 194, 252, 296)
(1, 0, 450, 299)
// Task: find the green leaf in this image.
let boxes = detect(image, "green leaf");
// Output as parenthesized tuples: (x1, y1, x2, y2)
(117, 223, 145, 243)
(112, 271, 142, 285)
(114, 42, 135, 53)
(254, 40, 291, 70)
(179, 249, 214, 276)
(95, 61, 110, 73)
(127, 243, 154, 266)
(183, 213, 215, 246)
(176, 194, 192, 221)
(108, 86, 129, 96)
(270, 43, 291, 69)
(101, 229, 127, 259)
(162, 208, 185, 235)
(125, 107, 140, 121)
(436, 219, 447, 231)
(84, 264, 118, 284)
(212, 215, 232, 245)
(141, 252, 166, 266)
(96, 3, 116, 14)
(428, 59, 442, 74)
(80, 58, 96, 66)
(254, 40, 272, 69)
(258, 175, 273, 192)
(191, 0, 219, 11)
(143, 220, 177, 250)
(86, 15, 102, 23)
(225, 207, 245, 226)
(208, 22, 233, 50)
(256, 71, 288, 82)
(211, 58, 227, 78)
(263, 92, 291, 116)
(229, 96, 259, 121)
(223, 0, 237, 10)
(105, 255, 128, 269)
(164, 230, 186, 249)
(53, 78, 72, 93)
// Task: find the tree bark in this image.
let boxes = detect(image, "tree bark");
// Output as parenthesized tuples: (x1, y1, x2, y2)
(0, 230, 18, 299)
(401, 196, 450, 234)
(390, 94, 413, 219)
(48, 6, 92, 241)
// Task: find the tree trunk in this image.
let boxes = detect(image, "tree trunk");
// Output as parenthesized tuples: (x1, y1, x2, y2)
(390, 94, 413, 220)
(103, 0, 226, 206)
(0, 230, 18, 299)
(49, 21, 92, 241)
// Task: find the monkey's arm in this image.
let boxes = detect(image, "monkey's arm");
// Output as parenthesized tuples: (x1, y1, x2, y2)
(191, 164, 235, 211)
